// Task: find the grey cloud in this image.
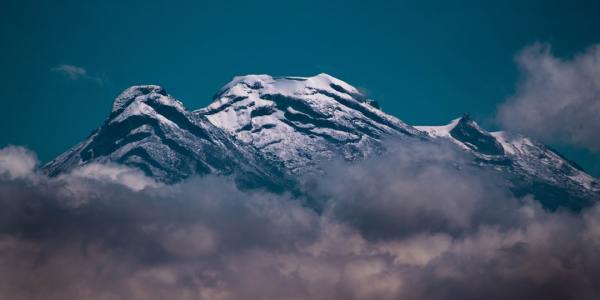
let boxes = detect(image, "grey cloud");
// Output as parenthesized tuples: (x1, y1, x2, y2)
(309, 139, 521, 240)
(0, 142, 600, 300)
(52, 64, 104, 84)
(497, 43, 600, 151)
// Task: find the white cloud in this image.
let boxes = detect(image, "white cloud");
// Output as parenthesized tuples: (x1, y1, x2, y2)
(65, 162, 159, 191)
(52, 64, 104, 84)
(0, 146, 37, 179)
(497, 43, 600, 151)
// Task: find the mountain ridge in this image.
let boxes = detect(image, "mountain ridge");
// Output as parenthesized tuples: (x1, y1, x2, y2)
(196, 74, 422, 173)
(44, 84, 294, 191)
(44, 73, 599, 210)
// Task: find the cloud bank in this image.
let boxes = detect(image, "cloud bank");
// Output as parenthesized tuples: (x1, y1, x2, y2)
(0, 142, 600, 300)
(497, 43, 600, 151)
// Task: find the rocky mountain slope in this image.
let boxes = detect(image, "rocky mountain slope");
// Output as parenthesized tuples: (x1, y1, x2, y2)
(44, 74, 599, 209)
(196, 74, 421, 173)
(43, 85, 291, 190)
(416, 115, 599, 209)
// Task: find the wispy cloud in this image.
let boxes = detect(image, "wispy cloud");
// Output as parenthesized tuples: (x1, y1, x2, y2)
(52, 64, 104, 85)
(497, 43, 600, 152)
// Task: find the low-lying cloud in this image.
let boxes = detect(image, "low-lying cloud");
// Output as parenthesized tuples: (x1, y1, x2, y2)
(497, 43, 600, 151)
(0, 142, 599, 300)
(309, 140, 520, 240)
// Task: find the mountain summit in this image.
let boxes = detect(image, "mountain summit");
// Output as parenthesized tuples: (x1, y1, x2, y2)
(196, 74, 421, 173)
(44, 74, 599, 209)
(44, 84, 290, 189)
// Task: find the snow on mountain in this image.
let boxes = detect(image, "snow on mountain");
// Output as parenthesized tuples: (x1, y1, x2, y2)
(196, 73, 422, 173)
(416, 115, 599, 209)
(43, 85, 290, 189)
(416, 114, 504, 155)
(491, 131, 598, 191)
(43, 74, 598, 210)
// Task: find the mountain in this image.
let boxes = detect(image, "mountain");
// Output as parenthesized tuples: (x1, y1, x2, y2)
(43, 85, 291, 190)
(416, 115, 599, 210)
(196, 74, 422, 174)
(44, 74, 599, 210)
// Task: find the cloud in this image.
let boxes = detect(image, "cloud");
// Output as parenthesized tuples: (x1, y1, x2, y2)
(0, 142, 600, 300)
(497, 43, 600, 151)
(308, 140, 521, 241)
(52, 64, 104, 84)
(0, 146, 37, 179)
(52, 64, 87, 79)
(64, 162, 160, 191)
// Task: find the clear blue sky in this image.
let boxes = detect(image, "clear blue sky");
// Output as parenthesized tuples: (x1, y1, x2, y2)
(1, 0, 599, 175)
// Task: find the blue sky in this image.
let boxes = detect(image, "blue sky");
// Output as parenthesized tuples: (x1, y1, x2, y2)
(1, 0, 599, 175)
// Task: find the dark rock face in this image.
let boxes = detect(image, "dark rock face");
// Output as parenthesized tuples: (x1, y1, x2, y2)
(449, 114, 505, 156)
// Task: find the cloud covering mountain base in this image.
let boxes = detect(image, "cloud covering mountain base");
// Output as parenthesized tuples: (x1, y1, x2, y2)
(1, 141, 600, 300)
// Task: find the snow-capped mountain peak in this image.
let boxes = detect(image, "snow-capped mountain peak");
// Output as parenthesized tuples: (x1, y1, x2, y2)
(212, 73, 374, 107)
(112, 85, 184, 113)
(109, 85, 190, 128)
(45, 75, 598, 210)
(416, 114, 505, 156)
(43, 84, 293, 188)
(197, 73, 420, 173)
